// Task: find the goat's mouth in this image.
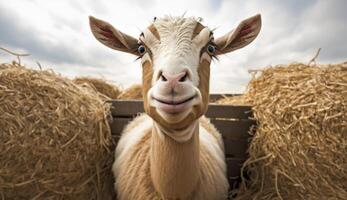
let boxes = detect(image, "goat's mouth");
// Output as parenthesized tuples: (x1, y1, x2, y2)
(152, 95, 196, 114)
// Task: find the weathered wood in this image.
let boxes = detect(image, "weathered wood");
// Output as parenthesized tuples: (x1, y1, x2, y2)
(206, 104, 253, 119)
(209, 93, 241, 102)
(211, 119, 255, 140)
(109, 100, 253, 119)
(224, 139, 249, 158)
(110, 100, 144, 117)
(110, 118, 131, 135)
(226, 158, 246, 178)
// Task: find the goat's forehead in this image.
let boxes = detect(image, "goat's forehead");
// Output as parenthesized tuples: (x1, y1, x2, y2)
(153, 16, 198, 33)
(144, 16, 208, 41)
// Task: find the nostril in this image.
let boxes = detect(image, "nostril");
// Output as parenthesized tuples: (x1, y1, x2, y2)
(160, 73, 167, 81)
(179, 72, 188, 82)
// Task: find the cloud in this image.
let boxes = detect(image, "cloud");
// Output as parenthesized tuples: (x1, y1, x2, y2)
(0, 6, 79, 64)
(0, 0, 346, 93)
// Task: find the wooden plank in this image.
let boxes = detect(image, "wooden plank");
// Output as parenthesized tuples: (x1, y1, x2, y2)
(206, 104, 252, 119)
(112, 135, 121, 142)
(224, 139, 249, 159)
(110, 100, 253, 119)
(110, 118, 131, 135)
(211, 119, 255, 140)
(209, 93, 241, 102)
(226, 158, 246, 178)
(110, 100, 144, 117)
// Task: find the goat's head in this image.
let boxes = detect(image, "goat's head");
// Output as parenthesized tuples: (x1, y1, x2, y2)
(89, 15, 261, 130)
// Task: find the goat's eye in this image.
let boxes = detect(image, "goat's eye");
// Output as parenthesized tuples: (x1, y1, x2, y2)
(207, 44, 215, 54)
(138, 45, 146, 54)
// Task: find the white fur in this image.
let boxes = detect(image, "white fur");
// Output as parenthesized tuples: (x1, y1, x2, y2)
(113, 114, 152, 177)
(200, 125, 226, 172)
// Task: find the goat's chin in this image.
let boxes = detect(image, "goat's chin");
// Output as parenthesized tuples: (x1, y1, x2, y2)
(150, 97, 197, 124)
(156, 108, 192, 124)
(147, 99, 203, 129)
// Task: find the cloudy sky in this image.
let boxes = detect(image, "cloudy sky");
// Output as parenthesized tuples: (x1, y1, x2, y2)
(0, 0, 346, 93)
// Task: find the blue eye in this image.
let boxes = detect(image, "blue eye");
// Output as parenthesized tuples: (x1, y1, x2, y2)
(138, 45, 146, 54)
(207, 44, 215, 54)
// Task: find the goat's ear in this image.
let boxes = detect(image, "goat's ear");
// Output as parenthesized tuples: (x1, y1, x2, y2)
(89, 16, 140, 56)
(215, 14, 261, 55)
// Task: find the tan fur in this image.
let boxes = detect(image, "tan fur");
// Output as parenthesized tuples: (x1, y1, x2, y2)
(191, 22, 205, 40)
(142, 59, 153, 114)
(148, 24, 161, 41)
(197, 59, 210, 114)
(150, 122, 200, 199)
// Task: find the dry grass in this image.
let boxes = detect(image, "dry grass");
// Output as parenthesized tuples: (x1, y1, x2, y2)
(118, 84, 142, 100)
(0, 61, 115, 200)
(73, 77, 121, 100)
(225, 62, 347, 199)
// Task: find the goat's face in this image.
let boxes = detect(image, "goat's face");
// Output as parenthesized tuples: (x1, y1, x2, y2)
(89, 15, 261, 130)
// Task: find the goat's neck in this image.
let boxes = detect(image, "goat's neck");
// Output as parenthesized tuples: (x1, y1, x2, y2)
(150, 120, 200, 199)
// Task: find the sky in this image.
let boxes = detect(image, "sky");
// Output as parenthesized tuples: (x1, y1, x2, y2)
(0, 0, 346, 93)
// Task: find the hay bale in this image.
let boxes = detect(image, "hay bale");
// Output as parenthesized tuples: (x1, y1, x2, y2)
(118, 84, 142, 100)
(73, 77, 121, 99)
(233, 63, 347, 199)
(0, 61, 114, 199)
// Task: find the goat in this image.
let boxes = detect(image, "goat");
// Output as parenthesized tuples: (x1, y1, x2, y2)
(89, 14, 261, 200)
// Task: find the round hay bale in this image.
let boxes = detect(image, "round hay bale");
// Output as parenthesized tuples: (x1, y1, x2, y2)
(234, 63, 347, 199)
(73, 77, 121, 99)
(118, 84, 142, 100)
(0, 61, 114, 200)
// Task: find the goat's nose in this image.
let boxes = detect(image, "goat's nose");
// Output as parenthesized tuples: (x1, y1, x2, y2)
(160, 70, 188, 87)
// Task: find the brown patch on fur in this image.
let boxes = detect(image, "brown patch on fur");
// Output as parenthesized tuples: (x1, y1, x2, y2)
(142, 59, 154, 115)
(150, 125, 200, 199)
(191, 22, 205, 40)
(197, 59, 211, 114)
(148, 24, 161, 41)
